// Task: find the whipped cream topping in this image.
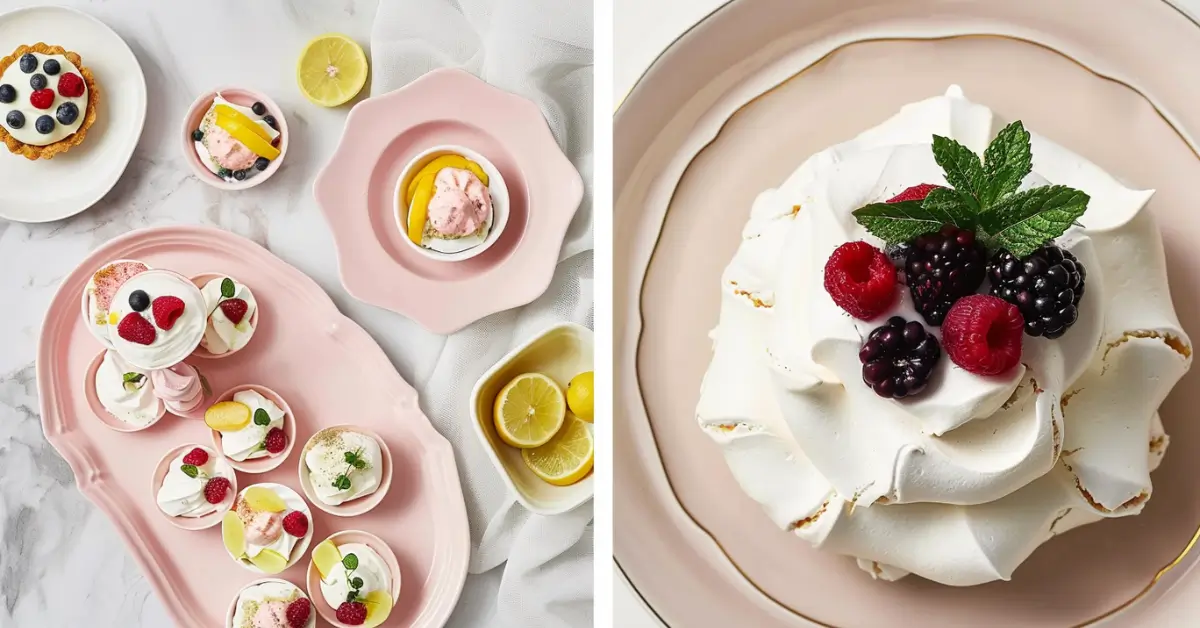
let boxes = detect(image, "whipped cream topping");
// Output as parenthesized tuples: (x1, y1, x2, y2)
(200, 277, 257, 355)
(220, 390, 285, 462)
(318, 543, 392, 610)
(697, 86, 1192, 586)
(303, 428, 383, 506)
(106, 270, 206, 370)
(156, 447, 233, 518)
(94, 350, 162, 427)
(83, 259, 149, 349)
(236, 484, 307, 566)
(195, 95, 279, 182)
(230, 580, 311, 628)
(0, 51, 88, 146)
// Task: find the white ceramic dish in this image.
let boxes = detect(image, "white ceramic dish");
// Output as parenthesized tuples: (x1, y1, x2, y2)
(470, 322, 594, 515)
(0, 6, 147, 223)
(392, 144, 510, 262)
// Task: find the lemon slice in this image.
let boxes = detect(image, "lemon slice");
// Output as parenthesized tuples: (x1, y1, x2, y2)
(566, 371, 594, 422)
(214, 113, 281, 160)
(312, 539, 342, 580)
(493, 373, 566, 448)
(205, 401, 251, 432)
(406, 173, 436, 244)
(405, 156, 490, 204)
(222, 511, 246, 558)
(249, 549, 289, 574)
(297, 34, 368, 107)
(213, 104, 271, 141)
(521, 416, 594, 486)
(242, 487, 287, 513)
(363, 590, 393, 628)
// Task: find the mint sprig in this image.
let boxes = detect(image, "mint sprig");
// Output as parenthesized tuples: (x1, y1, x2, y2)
(851, 121, 1087, 258)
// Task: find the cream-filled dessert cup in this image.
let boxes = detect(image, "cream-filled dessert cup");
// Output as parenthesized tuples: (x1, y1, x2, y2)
(152, 444, 236, 530)
(298, 425, 392, 517)
(184, 89, 286, 190)
(86, 349, 165, 432)
(226, 578, 315, 628)
(190, 272, 259, 359)
(306, 530, 401, 628)
(105, 269, 206, 371)
(394, 144, 510, 262)
(223, 483, 313, 575)
(208, 385, 295, 473)
(80, 259, 150, 349)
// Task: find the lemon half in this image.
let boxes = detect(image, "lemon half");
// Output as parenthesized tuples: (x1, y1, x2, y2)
(494, 373, 566, 448)
(521, 416, 594, 486)
(297, 34, 368, 107)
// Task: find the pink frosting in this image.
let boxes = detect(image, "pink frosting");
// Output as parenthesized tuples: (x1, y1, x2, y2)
(426, 167, 492, 236)
(202, 124, 258, 171)
(243, 510, 284, 546)
(149, 362, 206, 414)
(251, 601, 289, 628)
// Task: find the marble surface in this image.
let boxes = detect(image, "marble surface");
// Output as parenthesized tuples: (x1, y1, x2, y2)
(0, 0, 507, 625)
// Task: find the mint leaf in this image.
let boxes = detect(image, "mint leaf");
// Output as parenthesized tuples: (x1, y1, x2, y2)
(181, 464, 199, 478)
(931, 135, 984, 211)
(351, 577, 364, 589)
(254, 408, 270, 426)
(852, 200, 944, 245)
(342, 553, 359, 570)
(920, 187, 977, 230)
(981, 121, 1032, 206)
(220, 278, 235, 299)
(122, 372, 143, 384)
(979, 185, 1089, 258)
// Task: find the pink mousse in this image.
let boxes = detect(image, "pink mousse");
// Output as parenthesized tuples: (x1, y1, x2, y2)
(149, 362, 206, 414)
(243, 510, 284, 546)
(251, 600, 290, 628)
(203, 125, 258, 171)
(427, 167, 492, 236)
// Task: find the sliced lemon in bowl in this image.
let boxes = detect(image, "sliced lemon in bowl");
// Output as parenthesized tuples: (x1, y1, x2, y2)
(566, 371, 594, 422)
(205, 401, 251, 431)
(222, 511, 246, 558)
(406, 172, 436, 245)
(494, 373, 567, 448)
(297, 33, 368, 107)
(213, 104, 272, 141)
(242, 486, 287, 512)
(312, 539, 343, 580)
(214, 113, 281, 160)
(521, 416, 594, 486)
(363, 590, 393, 628)
(249, 549, 289, 574)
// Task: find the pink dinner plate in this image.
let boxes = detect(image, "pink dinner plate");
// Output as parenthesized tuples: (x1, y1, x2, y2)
(615, 0, 1200, 626)
(37, 225, 469, 628)
(314, 68, 584, 335)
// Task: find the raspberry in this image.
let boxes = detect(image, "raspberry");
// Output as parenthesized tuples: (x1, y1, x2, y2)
(886, 183, 942, 204)
(905, 225, 987, 325)
(859, 316, 941, 398)
(116, 312, 156, 345)
(57, 72, 84, 98)
(336, 602, 368, 625)
(263, 428, 287, 454)
(987, 245, 1085, 339)
(822, 241, 897, 320)
(219, 298, 248, 324)
(282, 511, 309, 538)
(285, 598, 311, 627)
(203, 476, 231, 504)
(181, 447, 209, 466)
(942, 295, 1024, 376)
(152, 296, 186, 330)
(28, 88, 53, 109)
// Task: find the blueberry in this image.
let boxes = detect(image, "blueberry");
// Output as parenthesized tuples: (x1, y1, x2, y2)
(128, 290, 150, 312)
(0, 85, 13, 104)
(29, 74, 46, 90)
(233, 169, 247, 181)
(254, 157, 270, 171)
(56, 102, 78, 125)
(18, 53, 36, 73)
(262, 114, 277, 129)
(251, 101, 266, 115)
(42, 58, 60, 75)
(5, 110, 24, 129)
(191, 129, 204, 142)
(34, 115, 54, 134)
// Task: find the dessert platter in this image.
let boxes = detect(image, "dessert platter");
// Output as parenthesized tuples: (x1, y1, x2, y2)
(615, 0, 1200, 626)
(38, 225, 470, 627)
(314, 67, 584, 334)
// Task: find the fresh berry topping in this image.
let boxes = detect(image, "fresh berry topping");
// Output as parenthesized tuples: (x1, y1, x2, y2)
(92, 262, 148, 311)
(34, 115, 54, 134)
(56, 101, 78, 125)
(263, 114, 277, 129)
(251, 101, 267, 116)
(29, 88, 54, 110)
(942, 295, 1024, 376)
(219, 298, 248, 324)
(5, 110, 24, 129)
(282, 511, 309, 537)
(42, 58, 60, 75)
(859, 316, 941, 398)
(263, 428, 287, 454)
(886, 183, 942, 204)
(255, 157, 270, 171)
(285, 598, 311, 628)
(117, 312, 156, 345)
(191, 128, 203, 141)
(182, 447, 209, 466)
(18, 53, 36, 73)
(233, 169, 247, 181)
(29, 73, 46, 90)
(904, 225, 987, 326)
(152, 296, 186, 330)
(129, 289, 150, 312)
(0, 85, 14, 103)
(336, 602, 368, 625)
(203, 476, 232, 504)
(987, 245, 1085, 339)
(57, 72, 84, 98)
(822, 241, 897, 320)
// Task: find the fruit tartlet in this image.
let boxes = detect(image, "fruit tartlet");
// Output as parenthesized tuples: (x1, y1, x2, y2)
(397, 146, 507, 258)
(207, 388, 290, 463)
(223, 484, 313, 574)
(106, 269, 207, 370)
(309, 534, 396, 627)
(300, 427, 389, 511)
(198, 275, 258, 356)
(94, 349, 163, 428)
(155, 446, 235, 519)
(82, 260, 150, 348)
(228, 579, 315, 628)
(0, 43, 98, 160)
(192, 93, 282, 183)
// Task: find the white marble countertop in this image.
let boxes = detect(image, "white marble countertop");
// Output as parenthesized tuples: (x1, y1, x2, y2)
(0, 0, 507, 625)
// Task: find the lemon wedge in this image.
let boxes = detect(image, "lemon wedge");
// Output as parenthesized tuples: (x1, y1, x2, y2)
(205, 401, 251, 432)
(406, 172, 436, 245)
(405, 155, 489, 205)
(297, 34, 368, 107)
(213, 104, 271, 141)
(363, 590, 393, 628)
(242, 487, 287, 513)
(222, 511, 246, 558)
(249, 549, 289, 574)
(566, 371, 594, 422)
(522, 416, 594, 486)
(312, 539, 342, 580)
(493, 373, 566, 448)
(214, 112, 281, 160)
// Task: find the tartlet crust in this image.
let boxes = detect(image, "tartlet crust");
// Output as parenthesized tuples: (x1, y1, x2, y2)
(0, 43, 99, 160)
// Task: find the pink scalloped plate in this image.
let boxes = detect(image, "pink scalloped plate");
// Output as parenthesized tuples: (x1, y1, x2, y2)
(314, 68, 584, 335)
(37, 225, 469, 628)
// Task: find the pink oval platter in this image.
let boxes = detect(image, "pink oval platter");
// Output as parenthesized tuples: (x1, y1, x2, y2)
(313, 67, 584, 335)
(37, 225, 469, 627)
(615, 0, 1200, 626)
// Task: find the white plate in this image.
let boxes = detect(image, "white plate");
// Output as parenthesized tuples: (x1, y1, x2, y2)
(0, 6, 146, 223)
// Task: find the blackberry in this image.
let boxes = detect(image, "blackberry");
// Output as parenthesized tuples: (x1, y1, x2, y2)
(988, 245, 1085, 339)
(905, 225, 987, 325)
(859, 316, 941, 399)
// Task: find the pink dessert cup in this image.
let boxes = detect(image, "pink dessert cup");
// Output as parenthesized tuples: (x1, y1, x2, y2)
(189, 272, 260, 359)
(209, 384, 296, 473)
(151, 444, 236, 531)
(84, 349, 166, 432)
(225, 578, 316, 628)
(306, 530, 402, 627)
(227, 482, 315, 575)
(297, 425, 394, 517)
(182, 87, 288, 191)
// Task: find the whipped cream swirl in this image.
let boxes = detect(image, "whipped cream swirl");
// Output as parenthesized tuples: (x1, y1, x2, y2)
(200, 276, 257, 355)
(303, 428, 383, 506)
(95, 350, 162, 427)
(155, 447, 233, 518)
(106, 270, 206, 370)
